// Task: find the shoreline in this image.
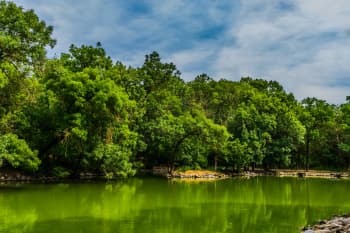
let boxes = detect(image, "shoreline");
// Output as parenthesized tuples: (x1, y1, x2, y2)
(273, 169, 349, 179)
(167, 169, 350, 180)
(0, 169, 349, 183)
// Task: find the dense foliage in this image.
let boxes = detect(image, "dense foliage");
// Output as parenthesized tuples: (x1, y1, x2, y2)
(1, 1, 350, 177)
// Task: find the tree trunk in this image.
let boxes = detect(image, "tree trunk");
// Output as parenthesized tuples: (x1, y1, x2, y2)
(305, 132, 310, 171)
(167, 162, 174, 175)
(214, 154, 217, 171)
(296, 152, 300, 170)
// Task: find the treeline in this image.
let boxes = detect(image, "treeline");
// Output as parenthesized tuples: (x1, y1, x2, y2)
(1, 1, 350, 177)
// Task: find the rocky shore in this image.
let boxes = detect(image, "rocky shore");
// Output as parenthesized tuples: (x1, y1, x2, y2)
(170, 170, 227, 179)
(302, 215, 350, 233)
(0, 169, 103, 183)
(276, 170, 349, 179)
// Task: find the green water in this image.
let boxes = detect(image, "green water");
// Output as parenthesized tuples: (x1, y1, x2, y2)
(1, 177, 350, 233)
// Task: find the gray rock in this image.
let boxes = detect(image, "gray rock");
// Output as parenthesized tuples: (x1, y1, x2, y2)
(302, 215, 350, 233)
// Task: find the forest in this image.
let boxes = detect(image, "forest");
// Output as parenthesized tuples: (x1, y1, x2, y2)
(1, 1, 350, 178)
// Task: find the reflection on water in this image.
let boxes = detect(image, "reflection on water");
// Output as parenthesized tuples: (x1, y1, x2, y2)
(1, 177, 350, 233)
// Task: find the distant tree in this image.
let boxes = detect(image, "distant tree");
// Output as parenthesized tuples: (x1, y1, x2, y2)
(60, 43, 113, 72)
(300, 98, 335, 170)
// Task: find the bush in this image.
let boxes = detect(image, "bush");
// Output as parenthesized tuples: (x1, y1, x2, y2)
(0, 133, 40, 172)
(52, 166, 71, 178)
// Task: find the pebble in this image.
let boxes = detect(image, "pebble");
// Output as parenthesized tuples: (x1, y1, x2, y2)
(301, 215, 350, 233)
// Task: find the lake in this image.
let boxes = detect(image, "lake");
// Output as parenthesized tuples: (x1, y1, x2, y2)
(1, 177, 350, 233)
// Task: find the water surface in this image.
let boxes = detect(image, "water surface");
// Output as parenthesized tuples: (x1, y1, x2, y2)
(1, 177, 350, 233)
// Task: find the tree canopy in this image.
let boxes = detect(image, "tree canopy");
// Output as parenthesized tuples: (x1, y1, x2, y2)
(1, 1, 350, 177)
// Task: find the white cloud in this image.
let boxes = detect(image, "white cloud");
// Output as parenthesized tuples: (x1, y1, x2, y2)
(166, 47, 216, 80)
(214, 0, 350, 104)
(11, 0, 350, 104)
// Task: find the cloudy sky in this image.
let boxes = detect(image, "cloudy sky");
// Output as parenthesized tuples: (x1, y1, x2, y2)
(13, 0, 350, 104)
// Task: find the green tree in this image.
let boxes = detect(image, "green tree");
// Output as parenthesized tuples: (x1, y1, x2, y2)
(36, 58, 137, 176)
(60, 43, 112, 72)
(0, 1, 55, 174)
(0, 133, 40, 171)
(226, 79, 304, 170)
(334, 98, 350, 169)
(300, 98, 335, 170)
(225, 139, 252, 172)
(0, 0, 55, 118)
(0, 1, 55, 66)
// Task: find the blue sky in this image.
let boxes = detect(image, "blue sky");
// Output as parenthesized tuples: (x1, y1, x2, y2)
(13, 0, 350, 104)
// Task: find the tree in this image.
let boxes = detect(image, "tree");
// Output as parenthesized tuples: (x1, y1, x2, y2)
(35, 58, 138, 177)
(142, 110, 229, 173)
(0, 1, 56, 66)
(225, 139, 252, 172)
(0, 1, 55, 116)
(60, 43, 112, 72)
(188, 74, 214, 114)
(336, 99, 350, 169)
(300, 98, 335, 170)
(136, 52, 187, 167)
(0, 133, 40, 172)
(0, 1, 55, 174)
(226, 79, 304, 170)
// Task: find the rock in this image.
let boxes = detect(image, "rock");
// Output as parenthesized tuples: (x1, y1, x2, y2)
(340, 218, 350, 225)
(317, 230, 331, 233)
(329, 223, 342, 230)
(302, 215, 350, 233)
